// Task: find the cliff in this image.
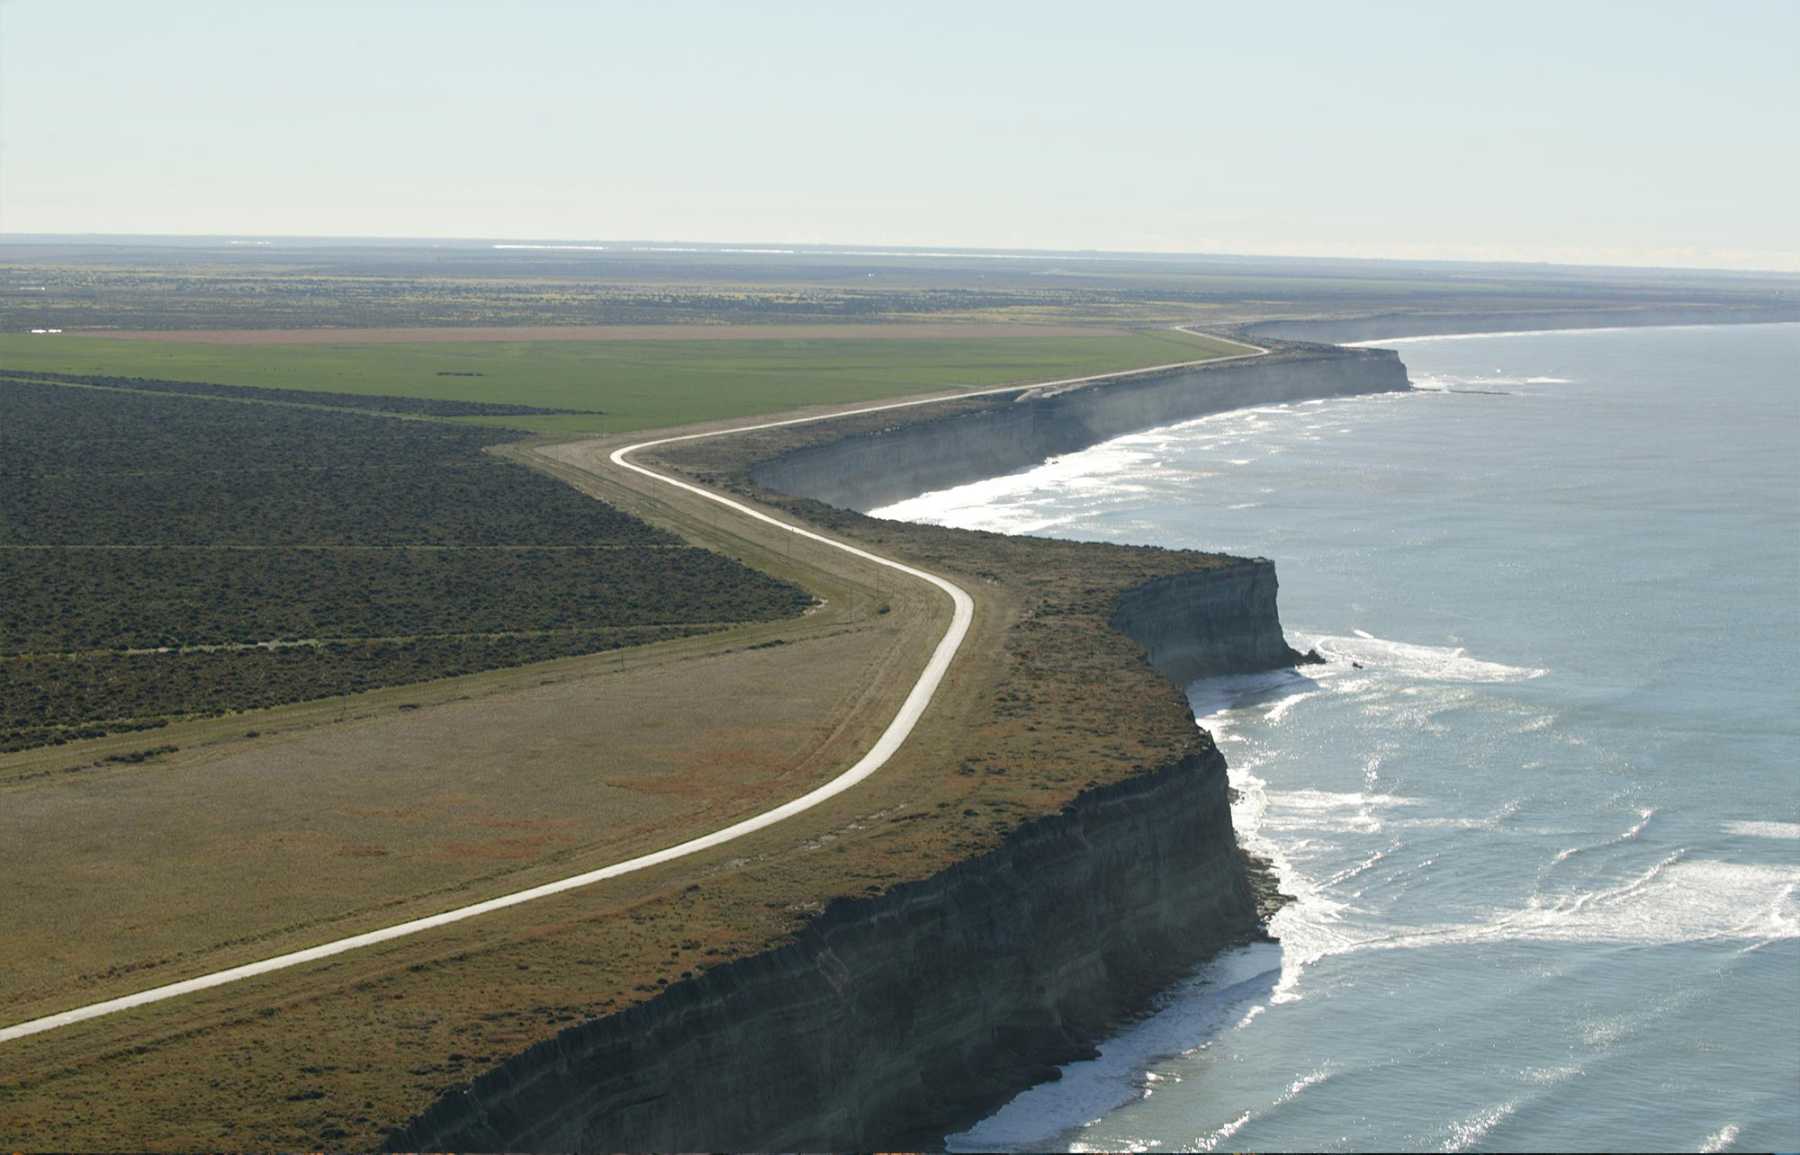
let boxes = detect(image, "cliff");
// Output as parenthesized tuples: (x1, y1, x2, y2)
(1113, 560, 1313, 684)
(750, 344, 1409, 511)
(389, 742, 1257, 1151)
(387, 343, 1386, 1151)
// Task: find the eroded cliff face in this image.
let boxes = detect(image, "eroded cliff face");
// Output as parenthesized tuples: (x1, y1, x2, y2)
(751, 345, 1409, 511)
(388, 347, 1374, 1151)
(390, 745, 1258, 1151)
(1113, 560, 1311, 684)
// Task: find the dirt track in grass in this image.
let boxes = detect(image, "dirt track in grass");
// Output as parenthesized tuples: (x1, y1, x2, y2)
(0, 617, 912, 1024)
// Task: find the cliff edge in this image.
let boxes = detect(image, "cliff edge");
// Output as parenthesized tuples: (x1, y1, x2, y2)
(389, 341, 1398, 1150)
(390, 742, 1256, 1150)
(1114, 559, 1316, 684)
(748, 343, 1407, 511)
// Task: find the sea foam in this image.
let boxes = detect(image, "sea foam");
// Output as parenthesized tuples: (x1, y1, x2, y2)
(944, 944, 1282, 1153)
(1307, 632, 1548, 682)
(1724, 820, 1800, 840)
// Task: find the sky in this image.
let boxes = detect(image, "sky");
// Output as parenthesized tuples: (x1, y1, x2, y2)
(3, 0, 1796, 271)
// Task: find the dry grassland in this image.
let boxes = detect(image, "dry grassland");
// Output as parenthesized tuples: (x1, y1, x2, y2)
(0, 622, 907, 1023)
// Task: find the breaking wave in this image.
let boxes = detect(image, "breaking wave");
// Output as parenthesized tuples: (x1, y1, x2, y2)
(1340, 858, 1800, 953)
(1346, 327, 1640, 345)
(1307, 631, 1548, 682)
(924, 323, 1800, 1150)
(1725, 820, 1800, 840)
(1442, 1099, 1521, 1151)
(1552, 807, 1656, 863)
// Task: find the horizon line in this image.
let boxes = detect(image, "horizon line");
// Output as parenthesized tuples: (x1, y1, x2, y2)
(3, 231, 1797, 279)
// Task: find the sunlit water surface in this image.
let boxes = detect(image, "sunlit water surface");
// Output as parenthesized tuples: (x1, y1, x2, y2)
(874, 324, 1800, 1152)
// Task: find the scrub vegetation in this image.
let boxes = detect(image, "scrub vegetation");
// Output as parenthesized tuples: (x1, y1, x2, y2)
(0, 377, 809, 751)
(0, 629, 716, 754)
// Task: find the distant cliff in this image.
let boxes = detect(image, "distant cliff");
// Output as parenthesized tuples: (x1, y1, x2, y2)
(751, 344, 1409, 511)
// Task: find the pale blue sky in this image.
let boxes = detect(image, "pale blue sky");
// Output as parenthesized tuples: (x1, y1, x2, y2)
(3, 0, 1795, 269)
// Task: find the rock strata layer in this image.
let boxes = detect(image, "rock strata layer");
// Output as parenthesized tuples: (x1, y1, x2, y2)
(1113, 560, 1311, 684)
(751, 344, 1408, 511)
(389, 745, 1257, 1150)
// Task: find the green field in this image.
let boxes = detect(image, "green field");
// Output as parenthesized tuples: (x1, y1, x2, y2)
(0, 329, 1244, 434)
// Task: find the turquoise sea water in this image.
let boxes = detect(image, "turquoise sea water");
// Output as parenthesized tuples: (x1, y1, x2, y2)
(876, 324, 1800, 1152)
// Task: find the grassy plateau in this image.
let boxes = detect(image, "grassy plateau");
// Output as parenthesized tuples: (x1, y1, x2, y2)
(0, 328, 1242, 434)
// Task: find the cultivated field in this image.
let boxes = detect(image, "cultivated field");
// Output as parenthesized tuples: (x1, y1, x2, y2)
(0, 328, 1241, 434)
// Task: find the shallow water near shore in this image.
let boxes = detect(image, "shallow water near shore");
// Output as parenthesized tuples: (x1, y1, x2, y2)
(877, 323, 1800, 1152)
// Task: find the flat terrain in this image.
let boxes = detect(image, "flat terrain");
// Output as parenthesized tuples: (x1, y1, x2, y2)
(8, 240, 1793, 335)
(0, 328, 1239, 434)
(0, 616, 912, 1023)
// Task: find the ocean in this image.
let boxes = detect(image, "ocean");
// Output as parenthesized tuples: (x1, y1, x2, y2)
(874, 323, 1800, 1152)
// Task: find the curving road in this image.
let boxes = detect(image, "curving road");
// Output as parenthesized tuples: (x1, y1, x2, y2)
(0, 330, 1265, 1045)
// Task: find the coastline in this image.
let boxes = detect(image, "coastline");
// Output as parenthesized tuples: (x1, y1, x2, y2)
(738, 315, 1795, 1148)
(392, 315, 1784, 1147)
(386, 340, 1406, 1148)
(932, 319, 1800, 1151)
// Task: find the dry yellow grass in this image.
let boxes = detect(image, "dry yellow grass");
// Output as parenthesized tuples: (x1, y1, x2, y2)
(0, 623, 911, 1023)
